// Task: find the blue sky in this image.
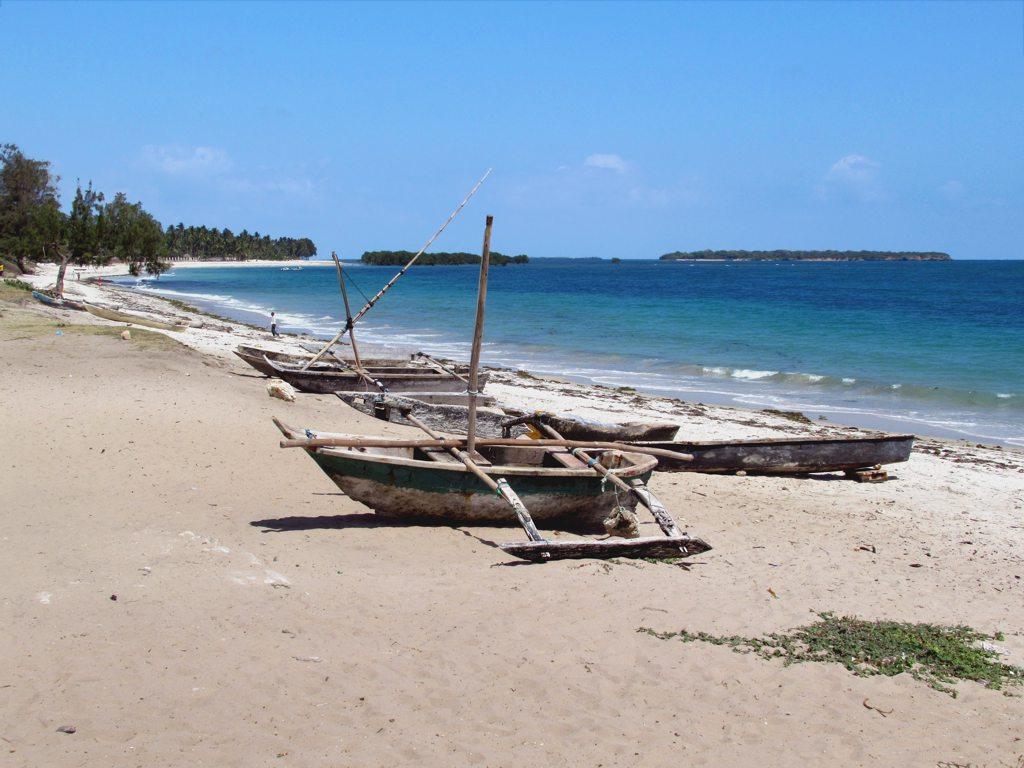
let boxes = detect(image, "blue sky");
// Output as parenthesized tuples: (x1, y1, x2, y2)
(2, 1, 1021, 259)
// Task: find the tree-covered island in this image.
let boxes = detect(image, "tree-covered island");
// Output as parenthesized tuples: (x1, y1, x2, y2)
(361, 250, 528, 266)
(660, 250, 951, 261)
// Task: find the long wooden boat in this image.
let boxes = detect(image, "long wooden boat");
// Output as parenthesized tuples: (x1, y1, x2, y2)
(233, 345, 412, 377)
(636, 433, 915, 474)
(274, 419, 657, 527)
(264, 356, 487, 394)
(33, 291, 86, 311)
(336, 391, 678, 442)
(83, 301, 188, 331)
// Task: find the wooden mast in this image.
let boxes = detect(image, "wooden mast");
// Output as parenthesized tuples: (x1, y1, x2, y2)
(466, 215, 493, 456)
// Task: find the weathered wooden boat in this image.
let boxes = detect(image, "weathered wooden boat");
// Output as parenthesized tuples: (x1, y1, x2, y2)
(264, 356, 488, 394)
(336, 392, 678, 442)
(83, 301, 188, 331)
(636, 433, 915, 475)
(234, 345, 412, 378)
(275, 419, 656, 526)
(33, 291, 86, 311)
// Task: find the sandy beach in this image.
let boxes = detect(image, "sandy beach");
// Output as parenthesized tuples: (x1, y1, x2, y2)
(2, 271, 1023, 766)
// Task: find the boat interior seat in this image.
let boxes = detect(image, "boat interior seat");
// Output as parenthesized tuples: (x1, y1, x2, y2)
(546, 449, 588, 470)
(419, 447, 492, 466)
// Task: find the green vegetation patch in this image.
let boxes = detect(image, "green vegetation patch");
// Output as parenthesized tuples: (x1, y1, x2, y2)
(3, 277, 33, 291)
(639, 612, 1022, 697)
(1, 310, 186, 352)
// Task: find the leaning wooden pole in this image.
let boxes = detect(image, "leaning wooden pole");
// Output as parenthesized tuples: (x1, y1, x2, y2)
(466, 215, 493, 456)
(333, 252, 363, 371)
(302, 169, 491, 369)
(401, 410, 545, 543)
(533, 420, 684, 539)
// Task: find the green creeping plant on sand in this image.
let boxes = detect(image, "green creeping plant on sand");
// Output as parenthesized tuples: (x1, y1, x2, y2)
(639, 612, 1022, 698)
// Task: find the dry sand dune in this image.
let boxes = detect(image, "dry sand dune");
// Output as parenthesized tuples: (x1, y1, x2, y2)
(1, 289, 1022, 767)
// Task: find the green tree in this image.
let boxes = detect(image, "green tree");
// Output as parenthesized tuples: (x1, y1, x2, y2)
(0, 144, 60, 273)
(67, 181, 105, 266)
(102, 193, 168, 276)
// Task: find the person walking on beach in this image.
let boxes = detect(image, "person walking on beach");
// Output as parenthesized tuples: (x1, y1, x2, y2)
(270, 310, 279, 337)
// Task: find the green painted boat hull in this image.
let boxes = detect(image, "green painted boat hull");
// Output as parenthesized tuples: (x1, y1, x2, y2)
(306, 448, 652, 528)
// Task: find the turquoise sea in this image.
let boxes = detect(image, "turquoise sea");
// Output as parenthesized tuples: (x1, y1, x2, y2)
(113, 259, 1024, 447)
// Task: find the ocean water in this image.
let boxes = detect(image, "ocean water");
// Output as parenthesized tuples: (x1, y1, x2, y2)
(113, 260, 1024, 447)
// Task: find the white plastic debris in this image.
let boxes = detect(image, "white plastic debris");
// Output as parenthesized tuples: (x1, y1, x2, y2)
(267, 378, 296, 402)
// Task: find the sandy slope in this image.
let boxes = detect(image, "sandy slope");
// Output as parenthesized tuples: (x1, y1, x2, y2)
(1, 290, 1022, 767)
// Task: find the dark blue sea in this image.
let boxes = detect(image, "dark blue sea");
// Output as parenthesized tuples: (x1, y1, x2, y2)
(113, 259, 1024, 447)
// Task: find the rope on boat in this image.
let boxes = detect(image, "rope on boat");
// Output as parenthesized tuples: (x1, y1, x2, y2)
(344, 271, 373, 306)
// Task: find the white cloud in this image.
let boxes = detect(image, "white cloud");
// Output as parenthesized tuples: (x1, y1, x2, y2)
(584, 153, 630, 173)
(140, 145, 232, 177)
(826, 154, 880, 186)
(818, 154, 883, 201)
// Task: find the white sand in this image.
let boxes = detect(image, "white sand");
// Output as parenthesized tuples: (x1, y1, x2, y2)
(3, 270, 1022, 766)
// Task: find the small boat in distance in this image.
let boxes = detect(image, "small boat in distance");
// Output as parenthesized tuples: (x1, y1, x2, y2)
(33, 291, 86, 311)
(83, 301, 188, 331)
(336, 391, 680, 442)
(636, 433, 915, 476)
(234, 345, 417, 378)
(263, 355, 487, 394)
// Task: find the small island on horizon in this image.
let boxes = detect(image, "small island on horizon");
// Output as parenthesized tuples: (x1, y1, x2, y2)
(361, 250, 529, 266)
(659, 250, 952, 262)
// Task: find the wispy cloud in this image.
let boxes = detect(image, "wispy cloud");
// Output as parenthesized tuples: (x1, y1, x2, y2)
(137, 145, 319, 200)
(817, 154, 884, 201)
(140, 145, 232, 177)
(584, 153, 630, 173)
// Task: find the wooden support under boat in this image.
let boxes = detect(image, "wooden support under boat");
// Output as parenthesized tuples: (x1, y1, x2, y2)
(501, 535, 711, 563)
(506, 420, 709, 561)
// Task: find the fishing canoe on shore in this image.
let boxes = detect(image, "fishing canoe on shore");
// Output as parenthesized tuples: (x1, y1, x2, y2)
(83, 301, 188, 331)
(263, 356, 487, 394)
(234, 345, 420, 378)
(636, 433, 915, 475)
(33, 291, 86, 311)
(275, 419, 653, 526)
(336, 391, 679, 442)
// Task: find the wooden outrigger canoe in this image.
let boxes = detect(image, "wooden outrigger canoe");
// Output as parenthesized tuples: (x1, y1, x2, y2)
(263, 356, 488, 394)
(336, 391, 678, 442)
(275, 419, 677, 523)
(83, 301, 188, 331)
(33, 291, 86, 311)
(636, 433, 915, 475)
(234, 345, 417, 378)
